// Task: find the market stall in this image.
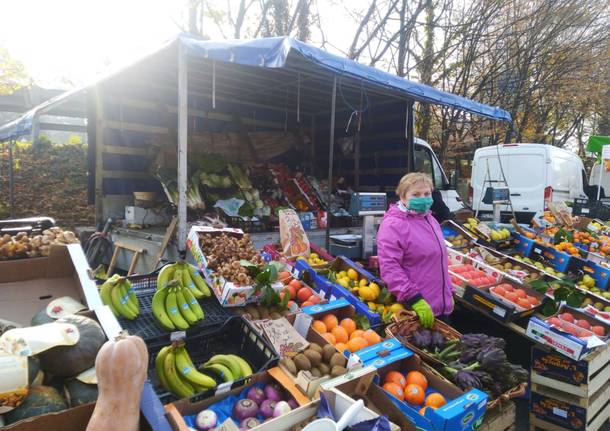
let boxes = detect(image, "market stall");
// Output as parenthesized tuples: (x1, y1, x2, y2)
(0, 35, 511, 274)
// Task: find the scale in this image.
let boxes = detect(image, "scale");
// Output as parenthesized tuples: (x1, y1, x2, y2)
(482, 187, 511, 223)
(329, 192, 387, 259)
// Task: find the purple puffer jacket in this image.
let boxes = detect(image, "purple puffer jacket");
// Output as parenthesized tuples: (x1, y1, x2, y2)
(377, 203, 454, 316)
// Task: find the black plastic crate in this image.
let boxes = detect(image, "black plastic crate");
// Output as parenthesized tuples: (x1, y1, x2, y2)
(147, 316, 279, 403)
(97, 270, 231, 344)
(573, 198, 594, 216)
(225, 216, 267, 233)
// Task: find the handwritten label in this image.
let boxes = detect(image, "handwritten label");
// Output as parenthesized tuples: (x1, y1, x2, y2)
(293, 313, 313, 338)
(260, 318, 308, 356)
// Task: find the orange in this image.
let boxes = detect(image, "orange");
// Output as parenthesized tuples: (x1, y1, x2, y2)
(384, 371, 406, 388)
(383, 382, 404, 401)
(331, 326, 349, 344)
(362, 329, 381, 346)
(335, 342, 349, 353)
(278, 271, 291, 282)
(347, 337, 368, 352)
(322, 314, 339, 331)
(312, 320, 327, 334)
(297, 287, 313, 302)
(405, 371, 428, 391)
(301, 301, 314, 307)
(419, 406, 436, 416)
(289, 279, 302, 290)
(322, 333, 336, 344)
(425, 393, 446, 408)
(350, 329, 365, 340)
(404, 384, 425, 405)
(340, 318, 357, 335)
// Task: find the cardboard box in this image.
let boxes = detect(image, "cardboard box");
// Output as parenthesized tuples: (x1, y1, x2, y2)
(164, 371, 311, 431)
(348, 340, 488, 431)
(0, 244, 102, 326)
(186, 226, 283, 307)
(526, 306, 610, 361)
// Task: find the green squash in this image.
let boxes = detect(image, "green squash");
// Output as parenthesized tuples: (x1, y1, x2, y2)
(30, 308, 55, 326)
(63, 379, 98, 407)
(38, 315, 105, 378)
(27, 357, 41, 386)
(5, 386, 67, 424)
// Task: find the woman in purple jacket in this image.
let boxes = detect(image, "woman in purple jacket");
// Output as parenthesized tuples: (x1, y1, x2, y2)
(377, 173, 454, 327)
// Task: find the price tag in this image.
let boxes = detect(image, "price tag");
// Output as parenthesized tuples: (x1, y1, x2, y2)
(170, 331, 186, 342)
(290, 267, 301, 279)
(492, 306, 506, 318)
(534, 248, 542, 254)
(215, 382, 233, 396)
(346, 353, 361, 369)
(293, 313, 313, 338)
(552, 407, 568, 419)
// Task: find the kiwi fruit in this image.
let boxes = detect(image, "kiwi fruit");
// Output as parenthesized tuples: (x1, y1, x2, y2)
(329, 353, 347, 368)
(318, 363, 330, 375)
(310, 367, 322, 378)
(245, 306, 260, 320)
(303, 349, 322, 366)
(269, 312, 282, 320)
(280, 357, 298, 375)
(308, 343, 323, 354)
(330, 365, 347, 377)
(322, 344, 336, 363)
(293, 354, 312, 371)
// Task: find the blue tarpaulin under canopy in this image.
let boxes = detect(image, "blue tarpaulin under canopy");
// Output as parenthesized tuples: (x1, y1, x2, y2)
(0, 35, 511, 141)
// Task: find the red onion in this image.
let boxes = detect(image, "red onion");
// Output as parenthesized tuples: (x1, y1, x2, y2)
(233, 399, 259, 422)
(260, 399, 277, 418)
(287, 398, 298, 410)
(240, 417, 261, 430)
(263, 383, 282, 402)
(273, 401, 292, 417)
(247, 387, 266, 405)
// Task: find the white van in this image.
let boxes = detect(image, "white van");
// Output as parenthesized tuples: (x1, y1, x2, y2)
(469, 143, 588, 222)
(589, 163, 610, 199)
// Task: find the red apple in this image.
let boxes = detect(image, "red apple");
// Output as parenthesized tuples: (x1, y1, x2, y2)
(592, 326, 606, 337)
(547, 317, 562, 327)
(559, 312, 575, 323)
(575, 319, 591, 330)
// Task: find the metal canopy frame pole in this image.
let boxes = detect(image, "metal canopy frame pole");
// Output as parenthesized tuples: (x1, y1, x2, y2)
(406, 100, 415, 172)
(177, 41, 188, 256)
(325, 76, 338, 251)
(8, 139, 14, 218)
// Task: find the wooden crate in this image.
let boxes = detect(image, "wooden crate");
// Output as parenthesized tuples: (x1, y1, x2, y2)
(480, 401, 516, 431)
(529, 380, 610, 431)
(531, 344, 610, 398)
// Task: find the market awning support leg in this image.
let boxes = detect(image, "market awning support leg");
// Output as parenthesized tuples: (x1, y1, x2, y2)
(325, 76, 338, 251)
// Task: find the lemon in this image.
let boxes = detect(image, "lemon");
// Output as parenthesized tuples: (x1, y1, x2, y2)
(368, 301, 377, 309)
(359, 279, 368, 287)
(338, 271, 347, 279)
(347, 268, 359, 280)
(389, 303, 404, 313)
(310, 253, 319, 259)
(338, 278, 350, 289)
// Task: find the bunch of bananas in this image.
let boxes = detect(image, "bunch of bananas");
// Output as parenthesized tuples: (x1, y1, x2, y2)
(152, 262, 211, 331)
(99, 274, 139, 320)
(155, 345, 252, 398)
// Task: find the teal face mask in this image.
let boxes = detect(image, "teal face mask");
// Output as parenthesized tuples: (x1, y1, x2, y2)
(407, 197, 433, 213)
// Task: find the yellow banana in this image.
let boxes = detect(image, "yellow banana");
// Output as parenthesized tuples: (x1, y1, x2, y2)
(188, 264, 211, 297)
(204, 355, 242, 380)
(123, 278, 139, 311)
(181, 284, 204, 320)
(155, 346, 172, 391)
(181, 267, 204, 299)
(118, 280, 139, 317)
(227, 354, 252, 378)
(165, 288, 190, 330)
(99, 278, 119, 316)
(157, 263, 176, 290)
(163, 348, 195, 398)
(110, 279, 137, 319)
(175, 346, 217, 389)
(176, 287, 198, 325)
(151, 288, 175, 330)
(200, 363, 234, 382)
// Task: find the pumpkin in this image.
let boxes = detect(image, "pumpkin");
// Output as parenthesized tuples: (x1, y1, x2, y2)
(38, 315, 105, 378)
(86, 332, 148, 431)
(64, 379, 98, 407)
(5, 386, 67, 424)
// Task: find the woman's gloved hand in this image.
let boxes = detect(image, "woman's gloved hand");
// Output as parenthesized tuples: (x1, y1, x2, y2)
(411, 299, 434, 328)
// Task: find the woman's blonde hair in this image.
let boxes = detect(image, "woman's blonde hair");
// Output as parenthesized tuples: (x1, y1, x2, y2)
(396, 172, 433, 199)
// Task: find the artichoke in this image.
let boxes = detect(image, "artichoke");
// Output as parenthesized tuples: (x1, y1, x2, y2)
(412, 329, 433, 349)
(455, 370, 482, 390)
(431, 331, 447, 350)
(476, 347, 507, 370)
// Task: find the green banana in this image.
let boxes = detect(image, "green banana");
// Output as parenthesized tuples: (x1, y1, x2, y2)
(165, 288, 190, 330)
(157, 263, 177, 290)
(188, 265, 211, 297)
(124, 278, 139, 311)
(227, 354, 253, 378)
(99, 278, 120, 316)
(181, 267, 204, 299)
(163, 348, 195, 398)
(174, 347, 217, 389)
(151, 287, 176, 330)
(155, 346, 172, 391)
(117, 280, 139, 317)
(176, 287, 198, 325)
(110, 279, 137, 319)
(199, 363, 234, 382)
(181, 284, 204, 320)
(204, 355, 242, 380)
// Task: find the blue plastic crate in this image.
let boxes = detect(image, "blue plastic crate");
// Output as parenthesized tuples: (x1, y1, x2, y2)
(513, 233, 536, 256)
(579, 260, 610, 290)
